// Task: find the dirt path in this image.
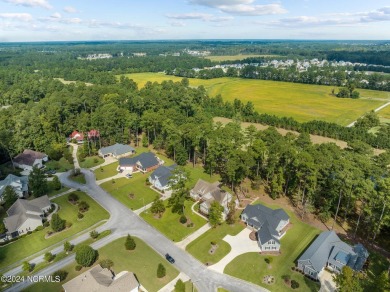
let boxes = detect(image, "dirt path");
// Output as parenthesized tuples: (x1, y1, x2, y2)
(347, 101, 390, 127)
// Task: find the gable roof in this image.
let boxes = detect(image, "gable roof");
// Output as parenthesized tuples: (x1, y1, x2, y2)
(191, 179, 220, 196)
(69, 130, 84, 140)
(99, 143, 135, 156)
(13, 149, 47, 166)
(4, 196, 51, 233)
(136, 152, 159, 169)
(62, 265, 139, 292)
(298, 231, 368, 273)
(150, 164, 177, 187)
(0, 174, 28, 196)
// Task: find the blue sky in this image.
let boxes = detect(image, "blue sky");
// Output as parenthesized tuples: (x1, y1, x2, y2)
(0, 0, 389, 42)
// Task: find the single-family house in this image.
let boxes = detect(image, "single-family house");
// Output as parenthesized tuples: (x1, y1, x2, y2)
(241, 204, 290, 252)
(297, 231, 368, 280)
(69, 130, 84, 143)
(0, 174, 29, 202)
(13, 149, 48, 172)
(98, 143, 135, 159)
(87, 129, 100, 140)
(3, 195, 51, 238)
(119, 152, 163, 173)
(190, 179, 234, 218)
(62, 264, 140, 292)
(148, 164, 177, 191)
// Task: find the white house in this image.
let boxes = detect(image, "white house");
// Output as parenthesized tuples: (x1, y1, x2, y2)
(0, 174, 29, 202)
(62, 265, 139, 292)
(13, 149, 48, 172)
(148, 164, 177, 191)
(3, 196, 51, 238)
(241, 204, 290, 252)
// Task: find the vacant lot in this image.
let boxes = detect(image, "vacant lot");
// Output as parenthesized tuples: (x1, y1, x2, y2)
(94, 162, 118, 180)
(0, 192, 108, 270)
(224, 201, 321, 292)
(122, 73, 389, 126)
(205, 54, 281, 62)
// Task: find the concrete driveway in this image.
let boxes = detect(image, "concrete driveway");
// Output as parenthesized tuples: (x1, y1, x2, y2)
(319, 270, 336, 292)
(209, 228, 260, 273)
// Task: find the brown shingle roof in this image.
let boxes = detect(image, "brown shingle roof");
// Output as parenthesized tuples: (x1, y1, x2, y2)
(13, 149, 47, 167)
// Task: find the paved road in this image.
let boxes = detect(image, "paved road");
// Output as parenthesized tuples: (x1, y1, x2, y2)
(6, 169, 268, 292)
(346, 101, 390, 127)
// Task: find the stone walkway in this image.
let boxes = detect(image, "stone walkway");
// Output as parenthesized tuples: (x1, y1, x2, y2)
(208, 228, 260, 273)
(157, 272, 190, 292)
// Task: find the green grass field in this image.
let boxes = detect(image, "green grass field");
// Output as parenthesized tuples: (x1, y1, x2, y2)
(141, 200, 207, 241)
(224, 201, 321, 292)
(23, 237, 179, 292)
(205, 54, 281, 62)
(378, 104, 390, 120)
(45, 157, 73, 172)
(122, 73, 390, 126)
(78, 156, 104, 168)
(0, 192, 109, 270)
(100, 174, 157, 210)
(94, 162, 118, 180)
(186, 222, 244, 265)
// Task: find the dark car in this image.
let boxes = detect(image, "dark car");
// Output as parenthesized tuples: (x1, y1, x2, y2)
(165, 253, 175, 264)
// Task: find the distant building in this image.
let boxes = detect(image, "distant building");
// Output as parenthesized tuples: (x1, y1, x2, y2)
(148, 164, 177, 191)
(13, 149, 48, 172)
(69, 130, 84, 144)
(297, 231, 368, 280)
(0, 174, 29, 202)
(119, 152, 163, 173)
(62, 265, 139, 292)
(3, 195, 51, 239)
(98, 144, 135, 159)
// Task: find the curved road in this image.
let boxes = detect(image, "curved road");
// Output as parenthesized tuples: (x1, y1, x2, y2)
(6, 169, 268, 292)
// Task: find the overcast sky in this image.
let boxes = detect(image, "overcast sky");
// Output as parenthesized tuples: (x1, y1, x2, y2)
(0, 0, 389, 42)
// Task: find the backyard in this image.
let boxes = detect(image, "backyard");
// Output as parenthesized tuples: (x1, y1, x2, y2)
(0, 192, 109, 270)
(186, 222, 244, 265)
(100, 174, 158, 210)
(223, 201, 321, 292)
(23, 237, 179, 292)
(141, 200, 207, 242)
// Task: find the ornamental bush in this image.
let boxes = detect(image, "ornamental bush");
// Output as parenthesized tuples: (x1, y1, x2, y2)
(75, 245, 98, 267)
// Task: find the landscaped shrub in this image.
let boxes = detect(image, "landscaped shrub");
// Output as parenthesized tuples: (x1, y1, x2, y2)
(44, 252, 55, 262)
(157, 263, 166, 278)
(75, 265, 82, 271)
(52, 270, 68, 282)
(265, 257, 273, 264)
(77, 212, 84, 219)
(75, 245, 98, 267)
(64, 241, 73, 252)
(99, 259, 114, 270)
(174, 279, 185, 292)
(51, 213, 66, 232)
(27, 231, 32, 235)
(179, 215, 187, 224)
(43, 221, 50, 227)
(282, 274, 291, 284)
(22, 261, 32, 273)
(291, 280, 299, 289)
(93, 157, 99, 163)
(78, 201, 90, 213)
(210, 241, 217, 246)
(68, 193, 79, 203)
(90, 230, 99, 239)
(35, 226, 44, 231)
(187, 222, 194, 227)
(125, 234, 136, 250)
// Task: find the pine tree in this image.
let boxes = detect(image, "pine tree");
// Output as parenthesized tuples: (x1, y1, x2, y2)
(29, 166, 48, 197)
(157, 263, 166, 278)
(2, 186, 18, 209)
(51, 213, 66, 232)
(125, 234, 136, 250)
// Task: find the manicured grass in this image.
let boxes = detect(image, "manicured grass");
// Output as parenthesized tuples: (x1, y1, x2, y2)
(378, 104, 390, 120)
(24, 237, 179, 292)
(69, 173, 86, 184)
(224, 201, 321, 292)
(122, 73, 390, 126)
(186, 222, 244, 265)
(217, 288, 230, 292)
(141, 200, 207, 241)
(47, 186, 70, 197)
(206, 54, 281, 62)
(45, 157, 73, 172)
(78, 156, 104, 168)
(0, 192, 109, 270)
(94, 162, 118, 180)
(101, 174, 157, 210)
(184, 164, 220, 189)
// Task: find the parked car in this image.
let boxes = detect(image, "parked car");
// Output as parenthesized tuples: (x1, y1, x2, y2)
(165, 253, 175, 264)
(119, 169, 123, 173)
(125, 173, 132, 179)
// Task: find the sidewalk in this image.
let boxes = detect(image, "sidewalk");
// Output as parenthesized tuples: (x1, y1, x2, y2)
(176, 223, 212, 249)
(157, 272, 190, 292)
(90, 156, 116, 171)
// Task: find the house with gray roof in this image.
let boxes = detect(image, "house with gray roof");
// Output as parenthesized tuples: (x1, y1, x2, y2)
(98, 143, 135, 159)
(148, 164, 177, 191)
(297, 231, 368, 280)
(190, 179, 235, 219)
(62, 264, 139, 292)
(241, 204, 290, 252)
(13, 149, 48, 172)
(3, 195, 51, 238)
(0, 174, 29, 202)
(119, 152, 163, 173)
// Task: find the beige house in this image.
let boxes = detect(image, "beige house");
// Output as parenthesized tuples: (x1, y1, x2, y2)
(190, 179, 234, 218)
(13, 149, 48, 172)
(62, 265, 139, 292)
(3, 195, 51, 238)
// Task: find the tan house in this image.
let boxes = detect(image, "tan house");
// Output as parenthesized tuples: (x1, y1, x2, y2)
(62, 265, 139, 292)
(13, 149, 48, 172)
(190, 179, 234, 218)
(3, 195, 51, 238)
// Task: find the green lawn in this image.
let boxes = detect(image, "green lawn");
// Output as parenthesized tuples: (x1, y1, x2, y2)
(47, 186, 70, 197)
(224, 201, 321, 292)
(78, 156, 104, 168)
(122, 73, 390, 126)
(45, 157, 73, 172)
(94, 162, 118, 180)
(101, 174, 158, 210)
(0, 192, 109, 270)
(24, 237, 179, 292)
(186, 222, 244, 265)
(141, 200, 207, 241)
(184, 164, 220, 189)
(69, 173, 86, 184)
(378, 104, 390, 120)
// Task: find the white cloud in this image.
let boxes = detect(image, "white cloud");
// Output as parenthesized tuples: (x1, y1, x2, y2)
(168, 20, 186, 27)
(166, 13, 233, 22)
(189, 0, 287, 16)
(0, 12, 33, 21)
(50, 12, 61, 19)
(3, 0, 52, 9)
(63, 6, 78, 13)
